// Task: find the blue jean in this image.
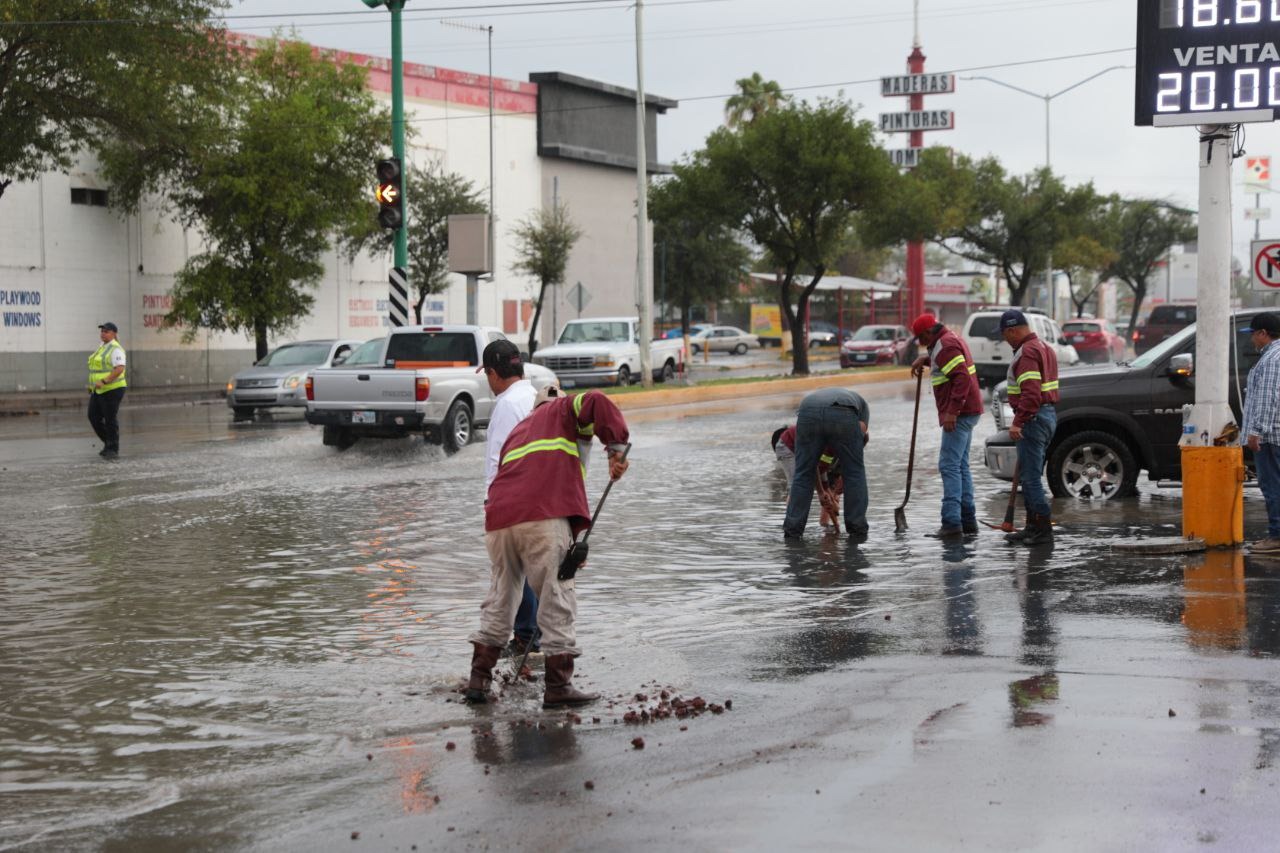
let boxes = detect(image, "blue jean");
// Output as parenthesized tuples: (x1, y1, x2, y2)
(784, 404, 868, 536)
(1016, 405, 1056, 518)
(939, 414, 980, 527)
(1254, 443, 1280, 537)
(514, 580, 539, 642)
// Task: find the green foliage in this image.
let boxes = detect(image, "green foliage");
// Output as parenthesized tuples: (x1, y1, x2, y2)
(899, 156, 1101, 307)
(723, 72, 789, 128)
(1101, 199, 1197, 336)
(650, 162, 750, 332)
(102, 37, 391, 358)
(697, 95, 898, 374)
(405, 165, 487, 322)
(511, 202, 582, 354)
(0, 0, 232, 200)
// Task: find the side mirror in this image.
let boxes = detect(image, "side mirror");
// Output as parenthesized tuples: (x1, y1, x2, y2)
(1058, 336, 1068, 346)
(1168, 353, 1194, 380)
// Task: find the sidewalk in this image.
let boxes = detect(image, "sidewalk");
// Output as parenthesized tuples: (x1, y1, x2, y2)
(0, 384, 226, 416)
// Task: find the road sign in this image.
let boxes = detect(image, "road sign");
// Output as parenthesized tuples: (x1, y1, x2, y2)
(1252, 240, 1280, 290)
(880, 73, 956, 97)
(1246, 156, 1272, 192)
(566, 281, 590, 315)
(388, 266, 409, 326)
(1246, 208, 1272, 222)
(878, 110, 955, 133)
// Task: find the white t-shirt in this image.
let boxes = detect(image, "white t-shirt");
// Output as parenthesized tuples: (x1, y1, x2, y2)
(485, 379, 536, 491)
(109, 346, 126, 368)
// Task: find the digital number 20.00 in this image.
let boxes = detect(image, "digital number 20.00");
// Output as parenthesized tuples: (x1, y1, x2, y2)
(1167, 0, 1280, 26)
(1157, 68, 1280, 110)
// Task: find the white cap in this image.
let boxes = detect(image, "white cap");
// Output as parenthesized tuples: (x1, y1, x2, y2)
(534, 382, 563, 407)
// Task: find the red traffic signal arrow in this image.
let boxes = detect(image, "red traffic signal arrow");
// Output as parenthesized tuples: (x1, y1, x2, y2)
(375, 183, 399, 205)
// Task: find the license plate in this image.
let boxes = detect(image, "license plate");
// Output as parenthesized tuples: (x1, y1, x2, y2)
(855, 353, 872, 362)
(1071, 335, 1085, 342)
(351, 410, 376, 424)
(561, 379, 576, 389)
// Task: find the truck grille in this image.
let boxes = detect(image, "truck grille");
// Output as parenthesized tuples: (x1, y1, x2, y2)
(541, 356, 594, 371)
(236, 378, 279, 389)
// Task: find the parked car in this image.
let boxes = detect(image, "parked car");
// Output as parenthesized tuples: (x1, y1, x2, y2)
(983, 310, 1263, 499)
(839, 324, 916, 368)
(806, 320, 850, 348)
(305, 326, 556, 452)
(688, 325, 760, 355)
(1061, 319, 1127, 364)
(226, 339, 362, 420)
(962, 307, 1078, 387)
(531, 317, 685, 386)
(1133, 303, 1196, 355)
(663, 324, 710, 340)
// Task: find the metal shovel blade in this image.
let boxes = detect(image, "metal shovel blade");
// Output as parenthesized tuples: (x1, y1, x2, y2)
(894, 506, 908, 533)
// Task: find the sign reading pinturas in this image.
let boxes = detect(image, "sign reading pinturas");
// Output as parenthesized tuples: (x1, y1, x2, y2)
(879, 110, 955, 133)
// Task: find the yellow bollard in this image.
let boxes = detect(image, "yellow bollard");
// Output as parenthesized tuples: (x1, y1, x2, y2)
(1180, 445, 1244, 546)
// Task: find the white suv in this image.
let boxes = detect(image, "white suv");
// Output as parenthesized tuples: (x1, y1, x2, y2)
(962, 307, 1078, 388)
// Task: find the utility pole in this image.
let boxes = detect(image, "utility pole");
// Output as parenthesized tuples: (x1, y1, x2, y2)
(904, 0, 925, 323)
(362, 0, 410, 327)
(634, 0, 653, 387)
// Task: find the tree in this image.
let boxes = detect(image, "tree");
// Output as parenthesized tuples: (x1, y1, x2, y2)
(511, 202, 582, 356)
(102, 38, 391, 359)
(0, 0, 232, 202)
(649, 162, 749, 334)
(405, 164, 487, 323)
(1052, 193, 1120, 317)
(723, 72, 789, 128)
(698, 95, 898, 374)
(891, 155, 1100, 307)
(1102, 199, 1197, 337)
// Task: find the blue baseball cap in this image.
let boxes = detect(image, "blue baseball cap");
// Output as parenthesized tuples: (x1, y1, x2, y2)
(999, 309, 1028, 330)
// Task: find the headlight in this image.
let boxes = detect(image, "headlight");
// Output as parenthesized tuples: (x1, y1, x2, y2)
(225, 379, 234, 393)
(594, 356, 615, 367)
(283, 374, 304, 390)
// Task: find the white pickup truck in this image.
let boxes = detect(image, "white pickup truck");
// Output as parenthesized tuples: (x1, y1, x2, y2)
(304, 325, 557, 452)
(530, 316, 684, 387)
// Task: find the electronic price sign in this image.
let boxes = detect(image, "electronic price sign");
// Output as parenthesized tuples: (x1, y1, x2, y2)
(1136, 0, 1280, 126)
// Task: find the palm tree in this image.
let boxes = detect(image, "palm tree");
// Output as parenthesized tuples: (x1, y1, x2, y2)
(724, 72, 788, 127)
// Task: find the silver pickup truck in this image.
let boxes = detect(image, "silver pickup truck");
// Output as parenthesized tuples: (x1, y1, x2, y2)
(304, 325, 557, 452)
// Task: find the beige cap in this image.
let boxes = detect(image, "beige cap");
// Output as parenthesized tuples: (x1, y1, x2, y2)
(534, 382, 563, 407)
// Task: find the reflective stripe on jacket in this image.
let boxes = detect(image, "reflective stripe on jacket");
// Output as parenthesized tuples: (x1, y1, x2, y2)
(1006, 333, 1059, 428)
(927, 327, 983, 423)
(88, 340, 127, 393)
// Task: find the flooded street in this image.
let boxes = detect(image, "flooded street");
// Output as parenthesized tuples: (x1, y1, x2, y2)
(4, 382, 1280, 850)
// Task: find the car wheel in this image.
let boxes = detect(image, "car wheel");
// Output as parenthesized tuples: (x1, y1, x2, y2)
(441, 399, 473, 454)
(1047, 429, 1138, 500)
(233, 406, 254, 421)
(616, 365, 632, 387)
(322, 425, 356, 450)
(733, 342, 747, 355)
(658, 360, 675, 383)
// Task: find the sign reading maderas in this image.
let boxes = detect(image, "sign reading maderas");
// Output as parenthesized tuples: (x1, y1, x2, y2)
(879, 110, 955, 133)
(881, 73, 956, 96)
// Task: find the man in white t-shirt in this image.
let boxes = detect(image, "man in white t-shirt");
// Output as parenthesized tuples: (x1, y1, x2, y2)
(479, 339, 539, 655)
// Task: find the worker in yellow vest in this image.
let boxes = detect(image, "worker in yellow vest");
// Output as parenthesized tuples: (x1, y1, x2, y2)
(88, 322, 127, 458)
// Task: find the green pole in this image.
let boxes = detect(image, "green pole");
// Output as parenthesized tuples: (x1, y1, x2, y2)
(389, 0, 408, 271)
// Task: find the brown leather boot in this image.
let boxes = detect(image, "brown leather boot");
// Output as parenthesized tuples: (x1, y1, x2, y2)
(463, 643, 503, 703)
(542, 654, 599, 709)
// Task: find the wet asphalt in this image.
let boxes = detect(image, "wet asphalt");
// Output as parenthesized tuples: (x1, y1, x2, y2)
(2, 378, 1280, 851)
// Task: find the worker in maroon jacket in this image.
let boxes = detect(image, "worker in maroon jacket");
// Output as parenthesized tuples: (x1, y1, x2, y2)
(464, 384, 630, 708)
(1000, 309, 1059, 546)
(910, 313, 986, 539)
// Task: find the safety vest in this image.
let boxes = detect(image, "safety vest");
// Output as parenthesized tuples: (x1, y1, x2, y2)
(88, 340, 127, 393)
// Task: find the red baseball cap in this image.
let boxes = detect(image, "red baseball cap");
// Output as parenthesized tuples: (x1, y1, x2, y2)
(910, 313, 938, 338)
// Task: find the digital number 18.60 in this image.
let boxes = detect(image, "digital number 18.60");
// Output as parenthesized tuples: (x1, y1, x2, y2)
(1157, 67, 1280, 111)
(1162, 0, 1280, 27)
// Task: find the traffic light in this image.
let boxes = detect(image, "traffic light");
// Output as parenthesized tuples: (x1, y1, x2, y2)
(375, 157, 403, 230)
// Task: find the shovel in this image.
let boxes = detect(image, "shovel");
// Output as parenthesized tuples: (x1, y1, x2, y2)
(980, 458, 1020, 532)
(894, 372, 924, 533)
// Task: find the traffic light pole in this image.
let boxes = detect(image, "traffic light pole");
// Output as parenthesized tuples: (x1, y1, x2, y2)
(388, 1, 409, 326)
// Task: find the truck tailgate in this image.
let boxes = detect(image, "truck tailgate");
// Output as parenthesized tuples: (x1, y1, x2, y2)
(310, 369, 418, 412)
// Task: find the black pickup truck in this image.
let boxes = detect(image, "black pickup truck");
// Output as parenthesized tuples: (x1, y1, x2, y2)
(983, 310, 1261, 499)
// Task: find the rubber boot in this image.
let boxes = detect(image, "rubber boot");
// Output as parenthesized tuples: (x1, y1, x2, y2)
(1004, 511, 1033, 544)
(961, 512, 979, 535)
(932, 524, 964, 540)
(1019, 513, 1054, 546)
(463, 642, 503, 704)
(542, 654, 599, 709)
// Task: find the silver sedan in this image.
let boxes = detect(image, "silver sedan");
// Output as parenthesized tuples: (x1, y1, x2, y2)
(688, 325, 761, 355)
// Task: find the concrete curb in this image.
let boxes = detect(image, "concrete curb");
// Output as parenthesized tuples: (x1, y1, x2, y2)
(608, 368, 913, 411)
(0, 386, 226, 416)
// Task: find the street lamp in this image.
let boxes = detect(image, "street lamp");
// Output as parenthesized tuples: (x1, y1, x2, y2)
(963, 65, 1131, 317)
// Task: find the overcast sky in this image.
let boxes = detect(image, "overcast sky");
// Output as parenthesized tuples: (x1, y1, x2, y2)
(225, 0, 1280, 267)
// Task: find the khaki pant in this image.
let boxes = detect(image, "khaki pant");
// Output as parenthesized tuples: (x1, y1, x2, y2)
(471, 518, 579, 657)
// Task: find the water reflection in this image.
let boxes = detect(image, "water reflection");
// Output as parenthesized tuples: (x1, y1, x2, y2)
(1183, 550, 1246, 650)
(1009, 544, 1059, 728)
(941, 543, 983, 657)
